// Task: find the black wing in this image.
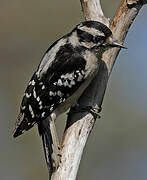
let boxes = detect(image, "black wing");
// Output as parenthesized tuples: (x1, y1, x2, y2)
(13, 44, 86, 137)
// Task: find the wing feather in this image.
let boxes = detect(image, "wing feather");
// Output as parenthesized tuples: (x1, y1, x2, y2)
(13, 44, 87, 137)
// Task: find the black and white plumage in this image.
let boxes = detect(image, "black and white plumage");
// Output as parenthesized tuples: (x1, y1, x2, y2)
(13, 21, 125, 175)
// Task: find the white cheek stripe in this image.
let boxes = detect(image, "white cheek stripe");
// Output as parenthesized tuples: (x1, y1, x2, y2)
(78, 26, 105, 37)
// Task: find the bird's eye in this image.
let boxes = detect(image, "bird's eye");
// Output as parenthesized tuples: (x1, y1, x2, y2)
(93, 36, 105, 44)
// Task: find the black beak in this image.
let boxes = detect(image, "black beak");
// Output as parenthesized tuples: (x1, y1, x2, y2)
(107, 39, 127, 49)
(108, 41, 127, 49)
(105, 36, 127, 49)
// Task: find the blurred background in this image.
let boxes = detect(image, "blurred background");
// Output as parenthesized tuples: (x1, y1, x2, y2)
(0, 0, 147, 179)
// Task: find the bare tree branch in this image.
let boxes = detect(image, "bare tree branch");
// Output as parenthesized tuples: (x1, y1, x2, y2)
(51, 0, 147, 179)
(80, 0, 109, 26)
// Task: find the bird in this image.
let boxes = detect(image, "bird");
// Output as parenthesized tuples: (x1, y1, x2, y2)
(13, 21, 125, 176)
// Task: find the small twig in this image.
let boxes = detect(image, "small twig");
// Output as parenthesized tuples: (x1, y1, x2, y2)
(51, 0, 147, 179)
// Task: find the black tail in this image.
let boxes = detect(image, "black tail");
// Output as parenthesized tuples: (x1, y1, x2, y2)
(38, 118, 56, 179)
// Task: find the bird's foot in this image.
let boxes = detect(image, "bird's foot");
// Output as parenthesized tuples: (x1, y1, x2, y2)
(68, 105, 102, 119)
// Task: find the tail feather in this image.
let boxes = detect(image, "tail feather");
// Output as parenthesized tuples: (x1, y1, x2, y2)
(38, 118, 60, 178)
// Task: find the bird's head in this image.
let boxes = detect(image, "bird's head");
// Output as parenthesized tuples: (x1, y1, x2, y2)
(70, 21, 126, 53)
